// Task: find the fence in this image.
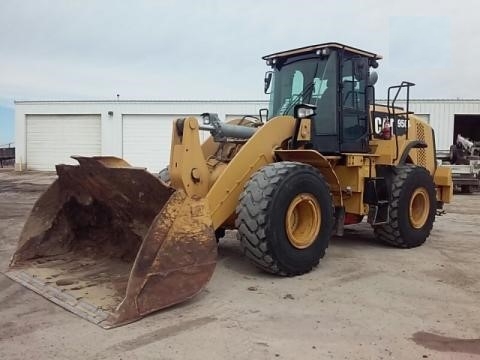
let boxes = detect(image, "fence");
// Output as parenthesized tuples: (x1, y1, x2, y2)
(0, 143, 15, 168)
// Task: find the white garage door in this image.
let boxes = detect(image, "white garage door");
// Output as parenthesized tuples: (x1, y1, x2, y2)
(122, 114, 209, 173)
(26, 114, 101, 171)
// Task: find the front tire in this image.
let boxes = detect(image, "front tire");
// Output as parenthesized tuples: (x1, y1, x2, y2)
(235, 162, 333, 276)
(374, 166, 436, 248)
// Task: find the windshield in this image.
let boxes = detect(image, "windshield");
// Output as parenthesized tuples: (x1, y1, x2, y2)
(268, 53, 337, 119)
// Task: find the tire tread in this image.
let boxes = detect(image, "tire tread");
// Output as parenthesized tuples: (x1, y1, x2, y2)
(374, 165, 435, 248)
(236, 162, 330, 276)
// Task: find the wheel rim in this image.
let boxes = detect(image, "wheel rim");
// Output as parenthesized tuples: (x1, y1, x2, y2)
(409, 187, 430, 229)
(285, 193, 321, 249)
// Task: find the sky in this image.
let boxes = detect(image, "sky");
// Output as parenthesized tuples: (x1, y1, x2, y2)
(1, 0, 479, 143)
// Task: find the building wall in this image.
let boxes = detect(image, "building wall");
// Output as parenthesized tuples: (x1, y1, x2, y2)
(15, 100, 268, 171)
(15, 99, 480, 171)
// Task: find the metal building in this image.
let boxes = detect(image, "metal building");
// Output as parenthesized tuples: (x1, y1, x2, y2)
(14, 99, 480, 172)
(393, 99, 480, 153)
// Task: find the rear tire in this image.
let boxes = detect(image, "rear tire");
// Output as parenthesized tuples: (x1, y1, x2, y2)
(235, 162, 333, 276)
(374, 166, 436, 248)
(461, 185, 472, 194)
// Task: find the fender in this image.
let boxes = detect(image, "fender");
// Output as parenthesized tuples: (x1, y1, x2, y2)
(274, 149, 343, 207)
(398, 140, 427, 165)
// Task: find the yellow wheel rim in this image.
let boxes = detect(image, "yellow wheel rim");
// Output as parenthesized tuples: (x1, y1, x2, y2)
(409, 187, 430, 229)
(285, 193, 321, 249)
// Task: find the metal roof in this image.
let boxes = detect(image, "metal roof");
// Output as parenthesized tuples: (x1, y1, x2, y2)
(14, 98, 480, 105)
(263, 42, 382, 61)
(14, 99, 268, 105)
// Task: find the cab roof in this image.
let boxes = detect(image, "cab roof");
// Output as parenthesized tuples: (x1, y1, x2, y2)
(262, 42, 382, 61)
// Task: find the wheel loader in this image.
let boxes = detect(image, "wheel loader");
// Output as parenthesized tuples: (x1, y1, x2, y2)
(7, 42, 453, 328)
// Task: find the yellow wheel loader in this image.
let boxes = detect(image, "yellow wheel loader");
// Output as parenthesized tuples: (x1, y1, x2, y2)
(7, 42, 453, 328)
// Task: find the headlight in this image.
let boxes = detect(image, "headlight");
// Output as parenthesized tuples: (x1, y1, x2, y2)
(294, 104, 316, 119)
(201, 113, 211, 125)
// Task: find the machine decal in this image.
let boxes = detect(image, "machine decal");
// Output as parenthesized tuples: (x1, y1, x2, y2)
(372, 112, 408, 137)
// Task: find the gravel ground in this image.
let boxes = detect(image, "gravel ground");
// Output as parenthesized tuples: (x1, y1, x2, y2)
(1, 169, 479, 360)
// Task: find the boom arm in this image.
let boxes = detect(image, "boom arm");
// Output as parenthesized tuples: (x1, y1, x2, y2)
(170, 115, 297, 229)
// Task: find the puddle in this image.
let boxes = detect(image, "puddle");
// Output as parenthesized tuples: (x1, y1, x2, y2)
(412, 331, 480, 355)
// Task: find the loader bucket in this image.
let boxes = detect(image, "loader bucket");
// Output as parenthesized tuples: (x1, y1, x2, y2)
(6, 156, 217, 328)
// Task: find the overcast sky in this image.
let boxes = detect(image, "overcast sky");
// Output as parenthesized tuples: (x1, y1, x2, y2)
(0, 0, 479, 105)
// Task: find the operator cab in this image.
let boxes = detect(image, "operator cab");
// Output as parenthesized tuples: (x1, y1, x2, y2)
(263, 42, 381, 154)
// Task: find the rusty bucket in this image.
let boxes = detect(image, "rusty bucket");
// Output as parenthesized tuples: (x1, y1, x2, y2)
(7, 156, 217, 328)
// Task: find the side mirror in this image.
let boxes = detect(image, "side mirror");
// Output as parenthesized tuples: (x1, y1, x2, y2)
(264, 71, 273, 94)
(368, 71, 378, 86)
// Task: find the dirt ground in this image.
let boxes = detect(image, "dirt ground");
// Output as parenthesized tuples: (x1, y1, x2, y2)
(1, 169, 479, 360)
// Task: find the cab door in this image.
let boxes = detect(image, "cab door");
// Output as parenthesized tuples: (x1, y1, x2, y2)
(340, 57, 369, 153)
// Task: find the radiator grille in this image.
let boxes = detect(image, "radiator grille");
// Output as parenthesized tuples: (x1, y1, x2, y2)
(416, 122, 427, 167)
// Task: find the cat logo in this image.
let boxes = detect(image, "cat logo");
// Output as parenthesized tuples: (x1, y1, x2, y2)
(373, 113, 408, 137)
